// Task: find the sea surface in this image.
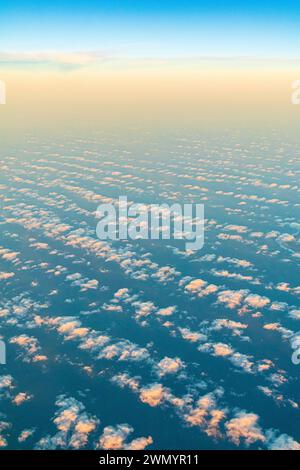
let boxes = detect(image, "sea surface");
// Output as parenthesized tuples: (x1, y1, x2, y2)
(0, 130, 299, 450)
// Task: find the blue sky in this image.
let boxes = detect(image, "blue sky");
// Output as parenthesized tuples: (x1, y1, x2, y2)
(1, 1, 300, 58)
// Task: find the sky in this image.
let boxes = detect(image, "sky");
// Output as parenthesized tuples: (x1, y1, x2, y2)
(1, 1, 300, 136)
(1, 1, 300, 59)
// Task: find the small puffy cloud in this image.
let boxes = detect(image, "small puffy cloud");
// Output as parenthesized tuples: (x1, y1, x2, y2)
(9, 335, 47, 363)
(0, 272, 15, 280)
(97, 424, 152, 450)
(66, 273, 99, 291)
(289, 310, 300, 320)
(30, 242, 49, 250)
(139, 383, 166, 407)
(0, 437, 8, 448)
(267, 431, 300, 450)
(244, 294, 270, 309)
(224, 225, 248, 233)
(80, 279, 99, 291)
(185, 393, 217, 427)
(132, 301, 156, 320)
(212, 267, 255, 283)
(199, 341, 233, 358)
(157, 306, 176, 316)
(185, 279, 206, 292)
(156, 356, 185, 376)
(277, 233, 296, 243)
(79, 333, 110, 352)
(217, 256, 253, 268)
(114, 288, 130, 300)
(18, 428, 35, 443)
(103, 304, 123, 312)
(268, 373, 288, 387)
(99, 340, 149, 362)
(263, 323, 292, 339)
(276, 282, 291, 292)
(126, 435, 153, 450)
(36, 395, 99, 450)
(184, 390, 226, 438)
(229, 353, 254, 373)
(111, 373, 140, 392)
(152, 266, 179, 284)
(185, 279, 218, 297)
(0, 421, 10, 448)
(211, 319, 248, 334)
(225, 411, 265, 446)
(212, 343, 234, 357)
(0, 248, 20, 263)
(0, 375, 13, 391)
(217, 290, 246, 309)
(179, 327, 207, 343)
(12, 392, 33, 406)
